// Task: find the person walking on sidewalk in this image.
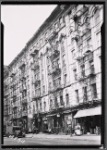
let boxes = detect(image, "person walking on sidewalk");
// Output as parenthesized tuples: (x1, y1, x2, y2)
(68, 124, 72, 136)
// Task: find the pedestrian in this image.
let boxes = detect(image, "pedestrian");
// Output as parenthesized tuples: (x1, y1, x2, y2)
(32, 122, 35, 134)
(68, 124, 72, 136)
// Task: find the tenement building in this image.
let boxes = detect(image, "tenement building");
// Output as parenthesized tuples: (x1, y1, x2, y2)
(4, 66, 9, 126)
(4, 4, 103, 134)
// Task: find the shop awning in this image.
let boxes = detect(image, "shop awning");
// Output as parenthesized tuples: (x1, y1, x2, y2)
(46, 114, 56, 117)
(74, 106, 101, 119)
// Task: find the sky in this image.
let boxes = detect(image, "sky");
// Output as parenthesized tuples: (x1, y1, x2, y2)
(1, 5, 57, 66)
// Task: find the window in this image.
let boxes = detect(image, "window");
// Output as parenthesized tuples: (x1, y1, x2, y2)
(74, 15, 79, 30)
(33, 105, 35, 113)
(62, 55, 66, 66)
(64, 74, 67, 84)
(58, 77, 61, 86)
(60, 95, 64, 105)
(91, 83, 97, 99)
(66, 94, 69, 106)
(43, 85, 45, 94)
(81, 64, 85, 77)
(36, 101, 38, 111)
(55, 98, 58, 108)
(68, 10, 71, 21)
(94, 10, 100, 26)
(75, 90, 79, 103)
(96, 32, 101, 48)
(44, 101, 46, 111)
(40, 102, 42, 110)
(83, 87, 87, 101)
(89, 60, 95, 74)
(61, 40, 65, 53)
(73, 69, 77, 80)
(47, 57, 50, 64)
(59, 17, 64, 28)
(87, 38, 91, 47)
(55, 22, 58, 30)
(42, 74, 44, 82)
(45, 32, 48, 38)
(50, 99, 53, 109)
(72, 49, 75, 59)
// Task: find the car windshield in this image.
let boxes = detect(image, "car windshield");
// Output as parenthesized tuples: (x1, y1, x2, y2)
(13, 126, 21, 130)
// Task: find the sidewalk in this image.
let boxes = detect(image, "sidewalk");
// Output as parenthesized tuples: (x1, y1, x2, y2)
(26, 133, 101, 141)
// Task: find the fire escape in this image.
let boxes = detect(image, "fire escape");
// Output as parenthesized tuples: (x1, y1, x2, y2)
(19, 60, 27, 118)
(46, 28, 64, 111)
(10, 71, 17, 122)
(70, 5, 98, 106)
(30, 47, 41, 116)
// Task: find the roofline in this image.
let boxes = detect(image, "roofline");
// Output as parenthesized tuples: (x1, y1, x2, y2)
(8, 4, 70, 69)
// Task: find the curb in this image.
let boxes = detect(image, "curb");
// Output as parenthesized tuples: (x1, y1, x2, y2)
(25, 134, 101, 141)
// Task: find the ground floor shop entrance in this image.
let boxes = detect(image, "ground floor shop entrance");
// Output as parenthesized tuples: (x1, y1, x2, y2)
(75, 115, 101, 134)
(33, 114, 42, 133)
(74, 106, 101, 135)
(46, 111, 74, 134)
(47, 113, 64, 133)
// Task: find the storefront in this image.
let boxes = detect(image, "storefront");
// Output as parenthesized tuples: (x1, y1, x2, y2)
(22, 116, 28, 133)
(33, 113, 42, 132)
(27, 114, 33, 133)
(12, 118, 17, 126)
(74, 106, 101, 135)
(63, 110, 72, 134)
(42, 117, 48, 132)
(47, 113, 64, 133)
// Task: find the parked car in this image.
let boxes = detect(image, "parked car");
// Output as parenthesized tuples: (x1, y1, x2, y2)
(5, 125, 25, 138)
(13, 126, 25, 138)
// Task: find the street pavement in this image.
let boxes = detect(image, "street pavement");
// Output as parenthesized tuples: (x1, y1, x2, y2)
(3, 133, 101, 146)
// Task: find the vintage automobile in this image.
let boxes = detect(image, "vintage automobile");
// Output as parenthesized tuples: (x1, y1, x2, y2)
(5, 125, 25, 138)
